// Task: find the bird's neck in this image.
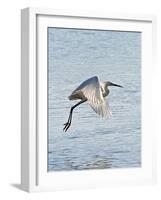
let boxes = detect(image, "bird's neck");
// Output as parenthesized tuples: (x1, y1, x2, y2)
(104, 87, 109, 97)
(101, 82, 109, 97)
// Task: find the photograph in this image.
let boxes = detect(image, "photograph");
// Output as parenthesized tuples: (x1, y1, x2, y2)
(47, 27, 141, 171)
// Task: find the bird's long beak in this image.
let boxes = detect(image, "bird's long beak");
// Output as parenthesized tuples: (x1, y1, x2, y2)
(110, 82, 123, 88)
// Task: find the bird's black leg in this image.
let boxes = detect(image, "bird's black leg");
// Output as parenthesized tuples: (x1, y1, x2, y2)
(63, 110, 73, 132)
(63, 99, 87, 132)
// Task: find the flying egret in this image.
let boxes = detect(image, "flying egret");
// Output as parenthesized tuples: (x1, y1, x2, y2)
(63, 76, 123, 132)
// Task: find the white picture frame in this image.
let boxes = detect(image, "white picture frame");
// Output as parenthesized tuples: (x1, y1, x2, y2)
(21, 7, 156, 192)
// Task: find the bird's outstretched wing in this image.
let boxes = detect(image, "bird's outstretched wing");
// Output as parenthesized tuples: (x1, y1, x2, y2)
(79, 76, 111, 117)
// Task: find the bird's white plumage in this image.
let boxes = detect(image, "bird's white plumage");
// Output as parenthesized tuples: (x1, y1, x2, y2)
(64, 76, 123, 131)
(70, 76, 112, 117)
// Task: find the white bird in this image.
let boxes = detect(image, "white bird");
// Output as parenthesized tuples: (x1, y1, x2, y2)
(63, 76, 123, 132)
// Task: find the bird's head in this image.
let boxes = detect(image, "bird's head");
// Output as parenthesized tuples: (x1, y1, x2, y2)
(105, 81, 123, 88)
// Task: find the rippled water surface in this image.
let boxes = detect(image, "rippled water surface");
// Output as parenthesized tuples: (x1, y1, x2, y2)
(48, 28, 141, 171)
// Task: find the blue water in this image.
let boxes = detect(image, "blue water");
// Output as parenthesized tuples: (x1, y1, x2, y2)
(48, 28, 141, 171)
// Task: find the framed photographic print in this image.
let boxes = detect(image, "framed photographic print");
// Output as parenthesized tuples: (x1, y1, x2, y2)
(21, 7, 156, 192)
